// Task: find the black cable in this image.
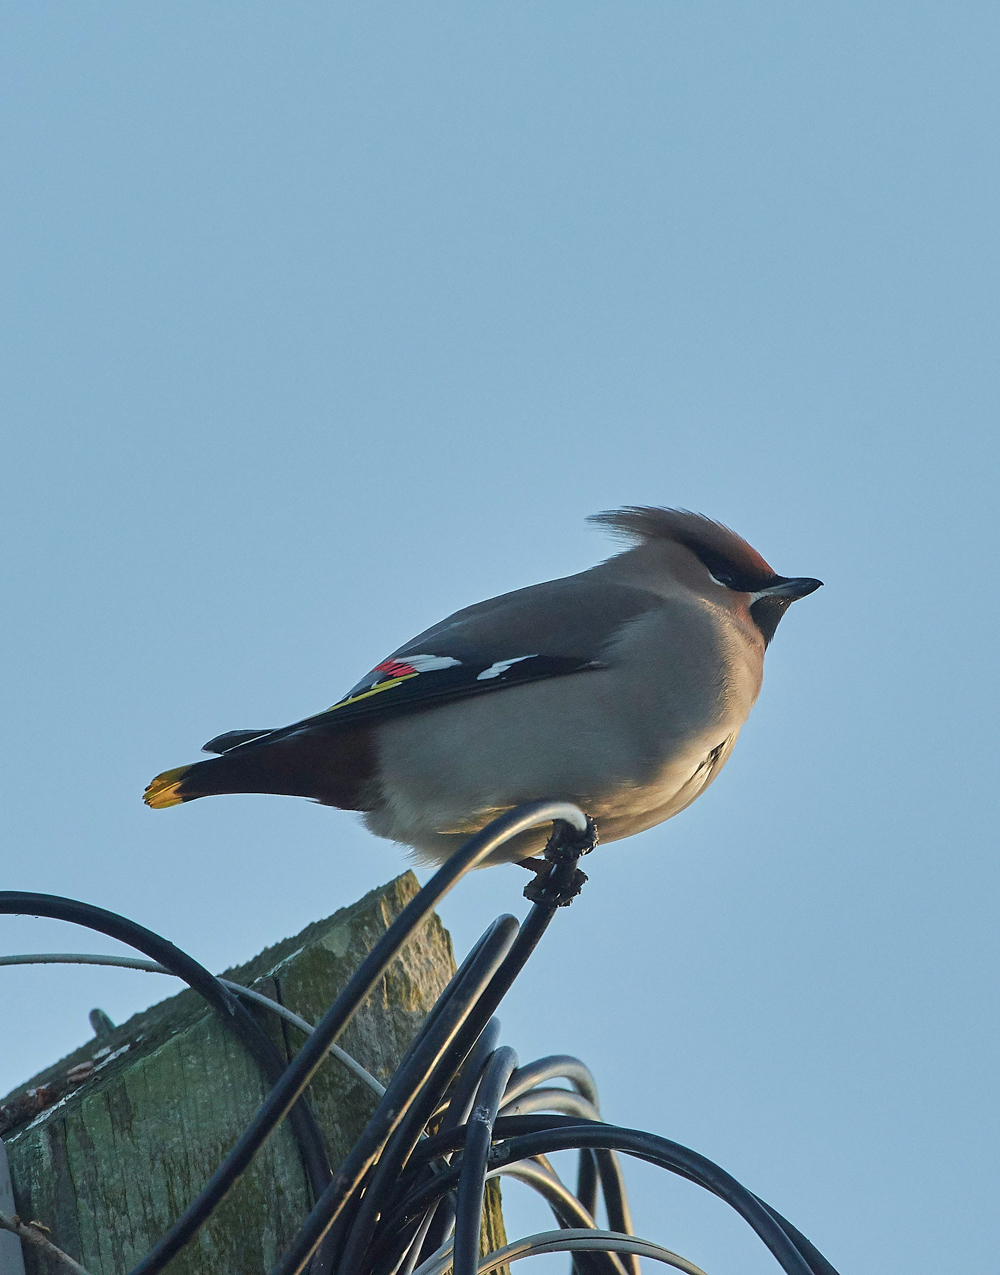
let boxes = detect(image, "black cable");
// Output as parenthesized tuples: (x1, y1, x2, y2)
(494, 1161, 625, 1275)
(276, 916, 522, 1275)
(276, 855, 587, 1275)
(122, 799, 587, 1275)
(499, 1083, 636, 1275)
(326, 926, 521, 1275)
(452, 1046, 519, 1275)
(576, 1150, 599, 1225)
(354, 1034, 501, 1275)
(439, 1019, 504, 1133)
(503, 1057, 600, 1109)
(389, 1116, 826, 1275)
(382, 1137, 620, 1275)
(502, 1056, 603, 1275)
(593, 1151, 638, 1275)
(0, 810, 838, 1275)
(390, 930, 503, 1082)
(324, 830, 596, 1275)
(0, 892, 332, 1201)
(752, 1199, 842, 1275)
(336, 963, 515, 1275)
(331, 937, 510, 1275)
(412, 1018, 503, 1270)
(403, 1115, 575, 1171)
(362, 910, 595, 1275)
(362, 1018, 506, 1275)
(415, 1194, 454, 1275)
(572, 1149, 601, 1275)
(384, 884, 582, 1232)
(336, 925, 508, 1275)
(491, 1126, 815, 1275)
(365, 1214, 425, 1275)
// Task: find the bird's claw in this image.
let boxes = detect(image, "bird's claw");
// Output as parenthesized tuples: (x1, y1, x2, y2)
(522, 861, 589, 907)
(519, 814, 596, 906)
(543, 815, 599, 862)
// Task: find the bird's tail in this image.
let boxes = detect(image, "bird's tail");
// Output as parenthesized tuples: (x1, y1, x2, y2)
(143, 728, 377, 811)
(144, 765, 195, 808)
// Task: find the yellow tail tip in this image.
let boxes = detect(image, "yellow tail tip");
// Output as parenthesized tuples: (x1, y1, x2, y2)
(144, 765, 192, 809)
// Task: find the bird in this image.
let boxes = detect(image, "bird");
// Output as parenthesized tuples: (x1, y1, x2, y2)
(144, 508, 821, 866)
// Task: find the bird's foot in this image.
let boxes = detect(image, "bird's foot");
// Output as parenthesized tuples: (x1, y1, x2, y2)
(543, 815, 599, 862)
(519, 815, 597, 907)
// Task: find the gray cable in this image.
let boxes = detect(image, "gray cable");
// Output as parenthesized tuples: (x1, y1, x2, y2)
(393, 1205, 440, 1275)
(502, 1057, 600, 1110)
(0, 953, 166, 972)
(4, 964, 642, 1274)
(0, 952, 385, 1098)
(409, 1229, 709, 1275)
(216, 980, 385, 1097)
(498, 1088, 600, 1120)
(493, 1162, 628, 1275)
(495, 1160, 600, 1227)
(494, 1086, 637, 1272)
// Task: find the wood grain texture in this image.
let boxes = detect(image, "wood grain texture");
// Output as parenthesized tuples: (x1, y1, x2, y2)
(2, 873, 507, 1274)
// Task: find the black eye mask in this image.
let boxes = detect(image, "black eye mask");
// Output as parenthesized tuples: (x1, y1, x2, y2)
(684, 541, 777, 594)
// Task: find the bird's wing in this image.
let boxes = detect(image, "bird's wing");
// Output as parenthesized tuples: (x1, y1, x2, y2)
(206, 576, 660, 751)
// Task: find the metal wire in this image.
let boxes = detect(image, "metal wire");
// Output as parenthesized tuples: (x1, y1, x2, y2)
(500, 1089, 600, 1119)
(0, 801, 841, 1275)
(0, 952, 167, 972)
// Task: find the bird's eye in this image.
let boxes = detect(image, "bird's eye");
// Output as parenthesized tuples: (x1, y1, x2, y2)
(705, 564, 746, 590)
(688, 542, 770, 592)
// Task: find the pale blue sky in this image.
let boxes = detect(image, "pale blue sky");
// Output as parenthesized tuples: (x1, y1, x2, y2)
(2, 5, 997, 1274)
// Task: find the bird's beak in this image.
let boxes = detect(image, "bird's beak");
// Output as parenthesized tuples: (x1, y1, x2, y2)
(755, 577, 823, 601)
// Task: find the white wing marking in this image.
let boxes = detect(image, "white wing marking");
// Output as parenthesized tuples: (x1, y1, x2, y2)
(476, 655, 537, 681)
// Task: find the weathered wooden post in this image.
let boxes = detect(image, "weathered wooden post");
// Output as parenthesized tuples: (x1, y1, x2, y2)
(0, 873, 506, 1274)
(0, 1140, 26, 1275)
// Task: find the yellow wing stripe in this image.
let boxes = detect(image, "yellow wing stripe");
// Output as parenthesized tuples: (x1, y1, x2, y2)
(323, 672, 418, 713)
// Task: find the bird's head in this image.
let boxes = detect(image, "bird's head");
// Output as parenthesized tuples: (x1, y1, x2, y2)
(589, 506, 822, 646)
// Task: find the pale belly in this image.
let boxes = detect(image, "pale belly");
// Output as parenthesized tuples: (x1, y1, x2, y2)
(361, 672, 745, 866)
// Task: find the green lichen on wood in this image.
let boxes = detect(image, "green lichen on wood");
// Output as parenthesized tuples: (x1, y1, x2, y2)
(2, 873, 507, 1274)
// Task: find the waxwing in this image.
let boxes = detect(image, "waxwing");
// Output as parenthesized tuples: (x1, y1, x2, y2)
(145, 509, 821, 865)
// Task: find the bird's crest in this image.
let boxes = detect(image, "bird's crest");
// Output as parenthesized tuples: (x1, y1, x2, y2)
(589, 506, 776, 587)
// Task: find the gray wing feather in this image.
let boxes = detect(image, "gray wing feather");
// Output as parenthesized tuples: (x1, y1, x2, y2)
(390, 575, 662, 666)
